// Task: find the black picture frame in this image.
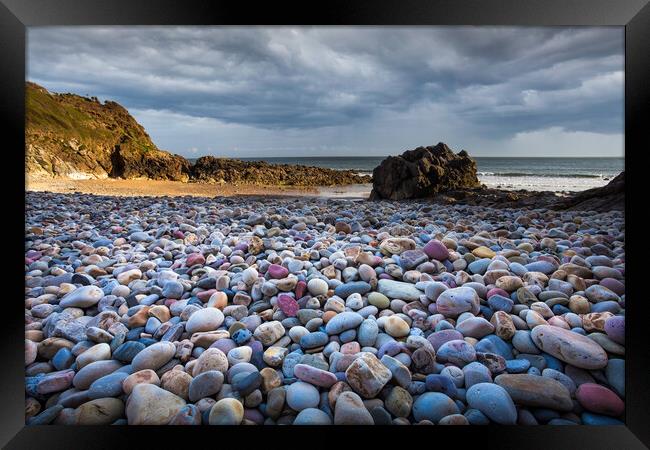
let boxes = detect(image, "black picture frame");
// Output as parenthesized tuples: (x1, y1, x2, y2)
(2, 0, 647, 448)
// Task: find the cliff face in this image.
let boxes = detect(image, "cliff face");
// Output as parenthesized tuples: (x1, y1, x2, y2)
(25, 82, 191, 181)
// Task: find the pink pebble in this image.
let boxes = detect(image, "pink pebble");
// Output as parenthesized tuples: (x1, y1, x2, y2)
(341, 342, 360, 354)
(277, 294, 299, 317)
(576, 383, 625, 417)
(186, 253, 205, 267)
(295, 280, 307, 299)
(293, 363, 338, 387)
(196, 289, 216, 302)
(600, 278, 625, 296)
(267, 264, 289, 279)
(487, 288, 509, 299)
(423, 240, 449, 261)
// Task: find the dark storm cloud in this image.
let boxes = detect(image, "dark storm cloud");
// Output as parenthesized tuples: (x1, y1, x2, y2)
(27, 26, 623, 137)
(26, 26, 624, 157)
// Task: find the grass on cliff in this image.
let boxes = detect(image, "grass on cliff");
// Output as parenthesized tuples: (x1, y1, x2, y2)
(26, 83, 156, 154)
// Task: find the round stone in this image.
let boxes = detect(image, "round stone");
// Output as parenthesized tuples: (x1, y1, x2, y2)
(293, 408, 332, 425)
(294, 363, 338, 387)
(307, 278, 329, 296)
(286, 381, 320, 411)
(131, 341, 176, 371)
(412, 392, 459, 423)
(185, 308, 225, 334)
(75, 398, 124, 425)
(436, 340, 477, 367)
(530, 325, 608, 369)
(604, 316, 625, 345)
(189, 370, 224, 402)
(208, 398, 244, 425)
(466, 382, 517, 424)
(334, 391, 374, 425)
(325, 312, 364, 335)
(383, 315, 410, 337)
(494, 374, 573, 411)
(436, 287, 480, 318)
(575, 383, 624, 417)
(126, 384, 186, 425)
(368, 292, 390, 309)
(59, 285, 104, 308)
(192, 348, 229, 376)
(423, 239, 449, 261)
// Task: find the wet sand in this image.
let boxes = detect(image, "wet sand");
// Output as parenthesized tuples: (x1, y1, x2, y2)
(25, 177, 330, 198)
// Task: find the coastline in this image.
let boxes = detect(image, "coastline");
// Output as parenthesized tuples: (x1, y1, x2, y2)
(25, 175, 614, 201)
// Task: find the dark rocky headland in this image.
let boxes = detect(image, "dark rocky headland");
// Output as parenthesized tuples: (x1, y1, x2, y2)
(26, 82, 370, 187)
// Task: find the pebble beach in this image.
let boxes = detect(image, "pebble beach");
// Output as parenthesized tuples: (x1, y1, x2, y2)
(25, 191, 626, 426)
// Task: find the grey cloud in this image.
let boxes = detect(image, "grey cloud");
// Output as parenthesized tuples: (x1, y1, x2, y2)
(27, 26, 623, 154)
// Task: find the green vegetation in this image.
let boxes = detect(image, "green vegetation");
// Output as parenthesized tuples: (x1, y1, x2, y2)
(26, 82, 154, 152)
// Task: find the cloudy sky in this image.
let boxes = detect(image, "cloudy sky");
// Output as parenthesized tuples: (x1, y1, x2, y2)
(27, 26, 624, 158)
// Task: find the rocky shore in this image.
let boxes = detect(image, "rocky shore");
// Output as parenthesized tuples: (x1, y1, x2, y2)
(191, 156, 370, 187)
(25, 191, 625, 425)
(26, 82, 370, 188)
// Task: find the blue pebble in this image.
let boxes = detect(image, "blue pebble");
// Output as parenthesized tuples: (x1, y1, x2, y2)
(581, 412, 624, 425)
(552, 304, 571, 315)
(571, 327, 587, 335)
(52, 348, 75, 371)
(126, 327, 144, 341)
(334, 281, 371, 298)
(541, 353, 564, 372)
(505, 359, 530, 373)
(468, 259, 490, 275)
(340, 329, 357, 343)
(138, 337, 158, 347)
(465, 408, 490, 425)
(476, 335, 513, 360)
(88, 371, 128, 399)
(425, 374, 458, 399)
(479, 305, 494, 321)
(232, 328, 253, 345)
(93, 239, 113, 248)
(113, 341, 145, 363)
(300, 331, 329, 349)
(488, 295, 513, 313)
(591, 301, 622, 314)
(509, 263, 528, 277)
(527, 367, 541, 376)
(144, 317, 162, 335)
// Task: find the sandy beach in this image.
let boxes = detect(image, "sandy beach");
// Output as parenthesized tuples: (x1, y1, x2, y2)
(26, 177, 373, 199)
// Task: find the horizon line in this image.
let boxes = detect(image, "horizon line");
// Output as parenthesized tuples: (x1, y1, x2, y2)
(185, 154, 625, 159)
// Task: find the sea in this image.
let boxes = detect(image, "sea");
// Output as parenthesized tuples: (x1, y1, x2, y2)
(202, 156, 624, 192)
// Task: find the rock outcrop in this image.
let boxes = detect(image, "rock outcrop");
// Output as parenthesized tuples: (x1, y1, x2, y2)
(369, 143, 481, 200)
(558, 171, 624, 212)
(424, 172, 625, 212)
(26, 82, 191, 181)
(191, 156, 370, 187)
